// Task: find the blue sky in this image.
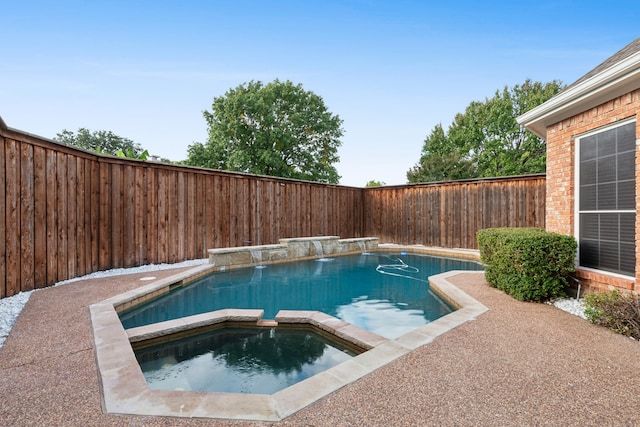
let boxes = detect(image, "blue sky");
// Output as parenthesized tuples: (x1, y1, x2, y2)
(2, 1, 638, 186)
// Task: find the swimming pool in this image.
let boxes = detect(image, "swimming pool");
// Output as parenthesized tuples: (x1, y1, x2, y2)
(91, 243, 489, 421)
(120, 252, 483, 339)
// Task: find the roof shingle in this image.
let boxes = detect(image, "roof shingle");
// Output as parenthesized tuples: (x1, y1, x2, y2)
(567, 36, 640, 89)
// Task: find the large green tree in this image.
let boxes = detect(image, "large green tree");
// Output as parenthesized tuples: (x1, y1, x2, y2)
(187, 80, 344, 184)
(406, 123, 475, 182)
(55, 128, 147, 158)
(407, 79, 565, 183)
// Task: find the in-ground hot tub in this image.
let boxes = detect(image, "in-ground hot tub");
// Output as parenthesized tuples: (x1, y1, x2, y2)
(128, 309, 378, 395)
(134, 325, 361, 394)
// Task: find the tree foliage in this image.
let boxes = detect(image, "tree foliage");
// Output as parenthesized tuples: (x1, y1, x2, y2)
(187, 79, 344, 184)
(365, 180, 386, 187)
(115, 147, 150, 160)
(406, 123, 474, 182)
(407, 79, 565, 183)
(55, 128, 146, 158)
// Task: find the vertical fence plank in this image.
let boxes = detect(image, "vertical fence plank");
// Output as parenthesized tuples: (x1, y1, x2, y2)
(133, 166, 144, 266)
(66, 155, 77, 278)
(285, 183, 293, 239)
(272, 182, 280, 243)
(157, 168, 168, 263)
(251, 179, 259, 245)
(407, 188, 415, 244)
(232, 177, 241, 246)
(185, 172, 194, 258)
(123, 165, 136, 267)
(299, 184, 306, 238)
(6, 139, 21, 295)
(287, 183, 296, 238)
(186, 174, 204, 259)
(241, 177, 250, 245)
(75, 157, 86, 276)
(111, 163, 124, 268)
(33, 146, 47, 288)
(176, 171, 186, 261)
(168, 171, 179, 263)
(82, 158, 92, 276)
(6, 140, 22, 294)
(306, 185, 313, 237)
(195, 173, 205, 258)
(214, 175, 225, 248)
(204, 175, 215, 253)
(228, 177, 237, 247)
(301, 183, 308, 237)
(98, 161, 111, 270)
(412, 188, 421, 245)
(56, 152, 69, 280)
(45, 151, 58, 286)
(339, 189, 347, 238)
(90, 159, 100, 272)
(146, 167, 158, 264)
(186, 174, 198, 259)
(20, 143, 35, 292)
(468, 183, 478, 248)
(0, 136, 5, 298)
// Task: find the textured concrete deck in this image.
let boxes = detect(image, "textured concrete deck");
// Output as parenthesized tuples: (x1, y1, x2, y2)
(1, 268, 639, 426)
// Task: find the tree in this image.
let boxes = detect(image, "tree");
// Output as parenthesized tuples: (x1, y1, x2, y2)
(187, 79, 344, 184)
(365, 180, 386, 187)
(406, 123, 475, 182)
(407, 79, 565, 183)
(55, 128, 146, 158)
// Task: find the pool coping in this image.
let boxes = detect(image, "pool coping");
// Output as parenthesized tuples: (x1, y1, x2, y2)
(89, 250, 488, 422)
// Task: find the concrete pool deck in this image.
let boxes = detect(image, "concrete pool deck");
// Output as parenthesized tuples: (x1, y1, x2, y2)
(1, 266, 640, 425)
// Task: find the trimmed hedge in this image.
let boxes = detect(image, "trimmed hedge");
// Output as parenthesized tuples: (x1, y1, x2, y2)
(477, 227, 577, 302)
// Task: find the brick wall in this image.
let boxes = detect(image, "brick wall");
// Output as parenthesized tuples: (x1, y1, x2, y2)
(545, 89, 640, 293)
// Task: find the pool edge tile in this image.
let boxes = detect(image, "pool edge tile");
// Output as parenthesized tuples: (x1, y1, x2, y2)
(193, 393, 279, 421)
(271, 368, 355, 419)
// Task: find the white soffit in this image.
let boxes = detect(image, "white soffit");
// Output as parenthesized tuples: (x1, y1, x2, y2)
(517, 51, 640, 139)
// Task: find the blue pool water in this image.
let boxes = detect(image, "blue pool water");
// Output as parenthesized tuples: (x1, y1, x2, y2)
(120, 253, 483, 339)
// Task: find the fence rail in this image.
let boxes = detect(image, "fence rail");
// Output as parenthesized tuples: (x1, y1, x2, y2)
(1, 122, 544, 297)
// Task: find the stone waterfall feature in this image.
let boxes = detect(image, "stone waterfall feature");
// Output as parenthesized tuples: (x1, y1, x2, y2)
(208, 236, 379, 269)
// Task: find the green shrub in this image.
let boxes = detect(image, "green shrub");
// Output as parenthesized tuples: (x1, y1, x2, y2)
(584, 290, 640, 340)
(477, 227, 577, 302)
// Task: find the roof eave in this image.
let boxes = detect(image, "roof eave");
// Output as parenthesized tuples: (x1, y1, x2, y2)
(517, 51, 640, 139)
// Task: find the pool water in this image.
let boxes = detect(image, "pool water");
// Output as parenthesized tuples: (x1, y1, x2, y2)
(120, 253, 483, 339)
(134, 326, 359, 394)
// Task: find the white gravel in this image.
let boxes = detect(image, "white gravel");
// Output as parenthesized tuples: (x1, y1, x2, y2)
(0, 259, 208, 349)
(551, 298, 587, 319)
(0, 261, 587, 349)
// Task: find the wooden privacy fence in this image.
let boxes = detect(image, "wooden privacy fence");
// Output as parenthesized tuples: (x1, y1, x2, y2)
(0, 119, 545, 298)
(0, 124, 363, 298)
(363, 175, 545, 248)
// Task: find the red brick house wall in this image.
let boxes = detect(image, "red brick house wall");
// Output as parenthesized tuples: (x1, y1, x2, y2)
(519, 37, 640, 295)
(545, 90, 640, 293)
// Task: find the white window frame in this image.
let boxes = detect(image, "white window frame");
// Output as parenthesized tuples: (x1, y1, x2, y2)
(574, 118, 636, 279)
